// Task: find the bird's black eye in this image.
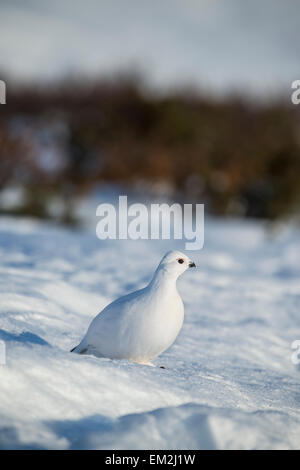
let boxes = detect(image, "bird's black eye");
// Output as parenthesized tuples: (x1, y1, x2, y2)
(178, 258, 184, 264)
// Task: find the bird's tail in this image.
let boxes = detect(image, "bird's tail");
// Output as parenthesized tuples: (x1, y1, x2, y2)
(70, 343, 88, 354)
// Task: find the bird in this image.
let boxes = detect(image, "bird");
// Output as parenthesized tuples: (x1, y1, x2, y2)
(71, 250, 196, 365)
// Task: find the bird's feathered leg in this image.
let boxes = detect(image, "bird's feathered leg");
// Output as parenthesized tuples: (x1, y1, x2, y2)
(131, 360, 155, 367)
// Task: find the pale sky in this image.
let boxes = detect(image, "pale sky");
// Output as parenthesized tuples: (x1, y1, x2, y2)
(0, 0, 299, 95)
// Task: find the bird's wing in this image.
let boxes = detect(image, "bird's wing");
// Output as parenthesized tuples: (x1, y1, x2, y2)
(81, 286, 152, 355)
(85, 287, 148, 336)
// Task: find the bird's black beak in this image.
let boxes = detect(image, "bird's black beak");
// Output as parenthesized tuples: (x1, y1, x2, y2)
(189, 261, 196, 268)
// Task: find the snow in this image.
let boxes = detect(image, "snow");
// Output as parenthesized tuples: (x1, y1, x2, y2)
(0, 209, 300, 449)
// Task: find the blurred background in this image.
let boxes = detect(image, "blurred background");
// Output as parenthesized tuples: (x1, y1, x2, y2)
(1, 0, 300, 225)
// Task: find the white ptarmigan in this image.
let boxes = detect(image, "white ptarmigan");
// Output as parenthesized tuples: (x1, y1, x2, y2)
(71, 250, 196, 365)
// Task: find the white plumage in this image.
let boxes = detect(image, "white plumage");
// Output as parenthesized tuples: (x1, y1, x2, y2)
(71, 250, 196, 365)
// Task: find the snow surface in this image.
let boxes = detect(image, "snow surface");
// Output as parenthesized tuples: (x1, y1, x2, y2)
(0, 209, 300, 449)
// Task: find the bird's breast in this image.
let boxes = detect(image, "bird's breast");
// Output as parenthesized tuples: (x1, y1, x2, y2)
(128, 292, 184, 361)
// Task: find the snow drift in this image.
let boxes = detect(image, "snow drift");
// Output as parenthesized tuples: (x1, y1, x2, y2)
(0, 214, 300, 449)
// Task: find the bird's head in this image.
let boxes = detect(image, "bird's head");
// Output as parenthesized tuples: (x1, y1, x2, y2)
(156, 250, 196, 279)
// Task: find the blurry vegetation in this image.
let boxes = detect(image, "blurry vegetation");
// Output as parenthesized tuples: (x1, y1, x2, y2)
(0, 73, 300, 223)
